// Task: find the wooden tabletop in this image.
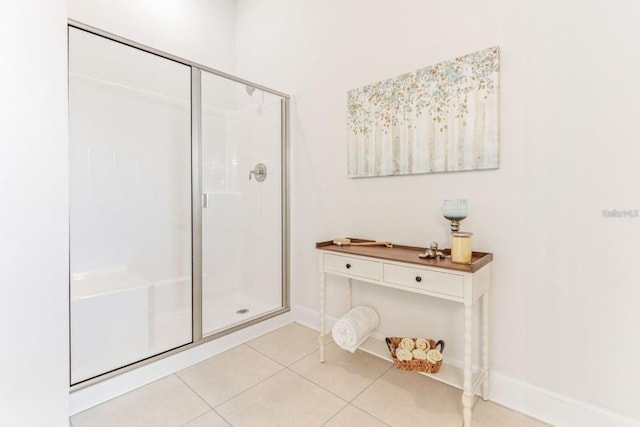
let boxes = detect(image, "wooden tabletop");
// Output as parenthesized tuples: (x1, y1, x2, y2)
(316, 238, 492, 273)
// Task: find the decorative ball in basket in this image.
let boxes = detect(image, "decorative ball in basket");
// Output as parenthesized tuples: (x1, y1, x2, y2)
(386, 337, 445, 373)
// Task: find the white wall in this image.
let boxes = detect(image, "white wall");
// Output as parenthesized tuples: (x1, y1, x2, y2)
(68, 0, 237, 74)
(0, 1, 69, 425)
(235, 0, 640, 425)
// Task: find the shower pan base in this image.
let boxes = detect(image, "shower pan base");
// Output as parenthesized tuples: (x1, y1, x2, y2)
(202, 292, 278, 336)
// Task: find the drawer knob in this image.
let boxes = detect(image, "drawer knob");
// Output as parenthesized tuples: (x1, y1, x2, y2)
(346, 263, 352, 269)
(415, 276, 422, 282)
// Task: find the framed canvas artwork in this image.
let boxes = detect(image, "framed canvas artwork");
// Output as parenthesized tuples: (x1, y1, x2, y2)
(347, 47, 500, 178)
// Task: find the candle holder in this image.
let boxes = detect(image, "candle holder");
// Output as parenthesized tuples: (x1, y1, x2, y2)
(442, 199, 468, 232)
(451, 232, 473, 263)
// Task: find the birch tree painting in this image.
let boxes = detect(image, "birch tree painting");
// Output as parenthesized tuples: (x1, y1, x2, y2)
(347, 47, 499, 178)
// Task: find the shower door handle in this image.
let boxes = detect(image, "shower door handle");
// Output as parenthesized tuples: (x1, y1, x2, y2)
(249, 163, 267, 182)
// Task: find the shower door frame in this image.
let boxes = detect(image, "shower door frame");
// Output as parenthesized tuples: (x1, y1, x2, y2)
(68, 19, 290, 390)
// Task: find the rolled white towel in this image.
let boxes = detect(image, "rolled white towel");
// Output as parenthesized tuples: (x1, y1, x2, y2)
(396, 349, 413, 361)
(415, 338, 430, 352)
(412, 349, 427, 360)
(332, 306, 380, 353)
(426, 349, 443, 364)
(399, 338, 415, 351)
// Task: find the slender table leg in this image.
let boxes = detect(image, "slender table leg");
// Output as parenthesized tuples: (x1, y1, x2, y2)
(346, 278, 352, 311)
(319, 270, 326, 363)
(463, 303, 473, 427)
(482, 291, 490, 401)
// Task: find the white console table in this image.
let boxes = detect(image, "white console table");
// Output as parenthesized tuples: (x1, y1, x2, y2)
(316, 239, 493, 427)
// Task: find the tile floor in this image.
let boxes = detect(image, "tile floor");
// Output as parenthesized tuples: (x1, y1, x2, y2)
(70, 323, 551, 427)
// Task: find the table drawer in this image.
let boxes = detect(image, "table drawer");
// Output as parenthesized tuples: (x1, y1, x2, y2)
(323, 254, 381, 280)
(383, 264, 463, 297)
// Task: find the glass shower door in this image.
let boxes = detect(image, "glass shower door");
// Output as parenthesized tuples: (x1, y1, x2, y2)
(69, 28, 193, 384)
(200, 71, 284, 336)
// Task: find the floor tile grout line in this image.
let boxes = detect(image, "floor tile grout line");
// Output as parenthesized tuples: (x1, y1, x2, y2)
(320, 403, 391, 427)
(348, 403, 392, 427)
(351, 367, 479, 427)
(285, 367, 350, 406)
(210, 323, 383, 425)
(175, 342, 287, 408)
(174, 373, 216, 411)
(346, 363, 395, 425)
(233, 324, 334, 375)
(178, 408, 216, 427)
(284, 344, 394, 426)
(245, 337, 327, 368)
(211, 407, 234, 427)
(179, 407, 235, 427)
(281, 368, 350, 426)
(211, 366, 349, 426)
(245, 323, 335, 368)
(236, 342, 287, 369)
(349, 362, 394, 403)
(286, 351, 392, 407)
(320, 405, 346, 427)
(211, 364, 287, 410)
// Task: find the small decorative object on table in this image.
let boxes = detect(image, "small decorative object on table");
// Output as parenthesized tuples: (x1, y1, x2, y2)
(442, 199, 468, 232)
(451, 232, 473, 263)
(419, 241, 446, 260)
(332, 238, 393, 248)
(386, 337, 445, 373)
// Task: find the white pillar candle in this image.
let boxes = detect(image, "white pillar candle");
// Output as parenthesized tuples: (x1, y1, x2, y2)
(451, 232, 473, 263)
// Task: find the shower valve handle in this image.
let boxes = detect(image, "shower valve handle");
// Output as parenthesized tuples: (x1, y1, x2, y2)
(248, 170, 262, 179)
(249, 163, 267, 182)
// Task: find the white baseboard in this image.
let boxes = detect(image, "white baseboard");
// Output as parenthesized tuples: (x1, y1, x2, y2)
(490, 372, 640, 427)
(293, 305, 640, 427)
(69, 311, 294, 415)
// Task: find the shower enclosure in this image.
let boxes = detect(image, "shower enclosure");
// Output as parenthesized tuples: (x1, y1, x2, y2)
(68, 23, 289, 386)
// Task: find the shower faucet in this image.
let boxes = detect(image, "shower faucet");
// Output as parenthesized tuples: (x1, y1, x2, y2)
(249, 163, 267, 182)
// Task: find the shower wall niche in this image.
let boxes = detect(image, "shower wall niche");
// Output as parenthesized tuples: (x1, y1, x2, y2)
(68, 24, 289, 386)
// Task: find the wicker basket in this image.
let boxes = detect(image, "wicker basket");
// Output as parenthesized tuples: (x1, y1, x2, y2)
(385, 337, 445, 374)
